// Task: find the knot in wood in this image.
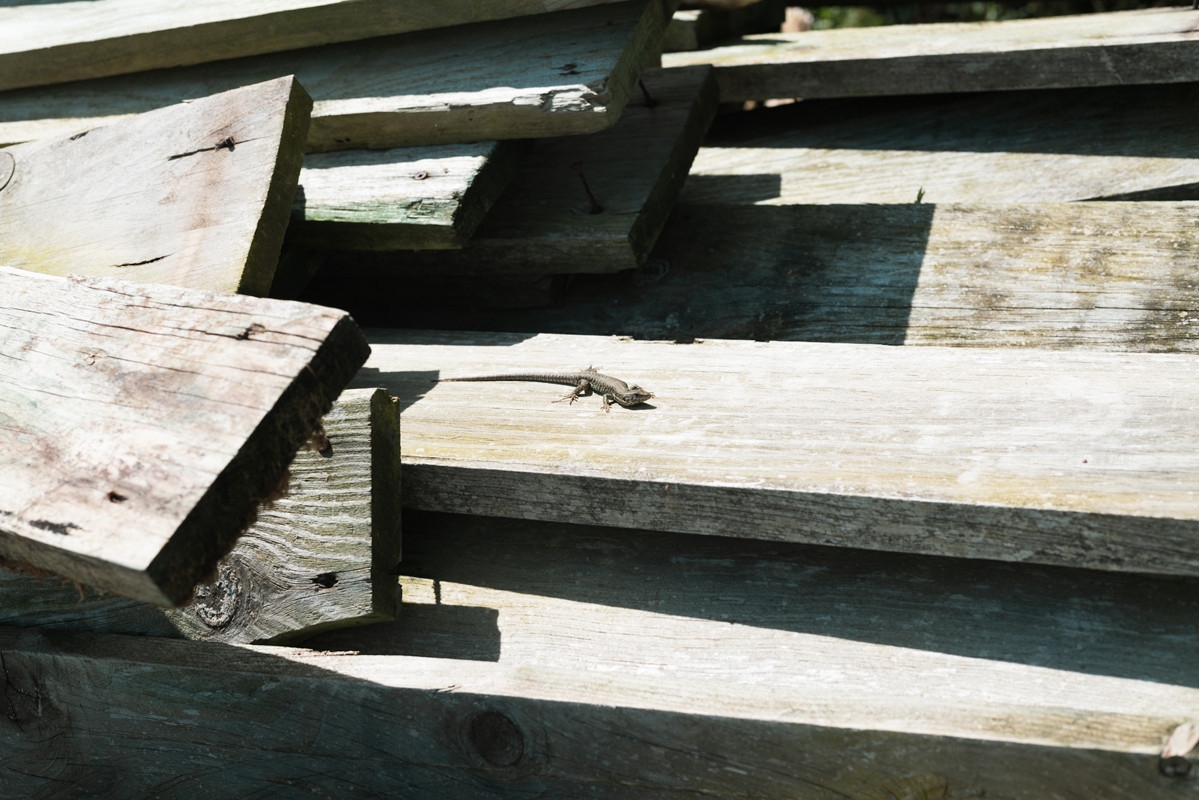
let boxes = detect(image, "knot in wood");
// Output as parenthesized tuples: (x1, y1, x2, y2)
(192, 562, 242, 630)
(467, 710, 524, 768)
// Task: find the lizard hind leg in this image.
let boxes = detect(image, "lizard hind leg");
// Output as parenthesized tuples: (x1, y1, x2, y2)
(552, 378, 593, 405)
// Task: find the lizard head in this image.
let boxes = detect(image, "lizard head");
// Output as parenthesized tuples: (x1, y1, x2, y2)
(615, 385, 654, 407)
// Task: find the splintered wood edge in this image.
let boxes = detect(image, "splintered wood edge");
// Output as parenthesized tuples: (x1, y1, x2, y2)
(627, 65, 717, 264)
(145, 315, 370, 606)
(238, 76, 312, 296)
(0, 0, 636, 93)
(369, 388, 402, 618)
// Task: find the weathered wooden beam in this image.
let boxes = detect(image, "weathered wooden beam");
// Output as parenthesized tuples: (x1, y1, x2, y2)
(0, 267, 370, 607)
(300, 202, 1199, 351)
(0, 0, 676, 152)
(662, 8, 1199, 100)
(288, 141, 521, 252)
(641, 201, 1200, 350)
(0, 0, 634, 93)
(0, 76, 311, 297)
(327, 65, 718, 277)
(0, 389, 402, 644)
(353, 329, 1198, 575)
(680, 84, 1199, 205)
(1, 507, 1194, 797)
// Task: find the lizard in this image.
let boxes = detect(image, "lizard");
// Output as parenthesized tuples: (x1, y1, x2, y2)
(437, 368, 654, 411)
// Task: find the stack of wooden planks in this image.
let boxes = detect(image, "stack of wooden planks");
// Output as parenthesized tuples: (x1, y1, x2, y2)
(1, 0, 1197, 796)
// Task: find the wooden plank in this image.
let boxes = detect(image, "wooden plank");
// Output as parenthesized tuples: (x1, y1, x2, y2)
(288, 141, 521, 251)
(0, 267, 370, 607)
(680, 84, 1199, 204)
(296, 202, 1200, 352)
(353, 330, 1198, 575)
(326, 65, 718, 276)
(0, 388, 401, 643)
(0, 76, 311, 297)
(305, 511, 1192, 792)
(0, 0, 633, 93)
(0, 0, 676, 153)
(1, 508, 1194, 798)
(662, 8, 1199, 100)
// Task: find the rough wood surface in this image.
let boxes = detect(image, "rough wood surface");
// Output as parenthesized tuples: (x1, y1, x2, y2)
(0, 510, 1194, 799)
(0, 76, 310, 297)
(0, 0, 675, 152)
(680, 84, 1199, 205)
(0, 389, 401, 643)
(310, 202, 1199, 352)
(0, 267, 370, 606)
(353, 329, 1197, 575)
(288, 141, 520, 251)
(663, 7, 1199, 100)
(330, 65, 718, 276)
(0, 0, 632, 93)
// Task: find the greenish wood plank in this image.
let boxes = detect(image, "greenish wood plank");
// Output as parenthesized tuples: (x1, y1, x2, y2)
(663, 8, 1198, 100)
(0, 267, 369, 606)
(0, 0, 675, 152)
(0, 76, 310, 297)
(321, 65, 718, 278)
(0, 0, 634, 92)
(0, 389, 400, 644)
(287, 141, 521, 252)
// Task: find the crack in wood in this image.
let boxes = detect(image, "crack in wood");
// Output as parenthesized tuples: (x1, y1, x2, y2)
(28, 519, 79, 536)
(0, 651, 40, 732)
(112, 255, 169, 268)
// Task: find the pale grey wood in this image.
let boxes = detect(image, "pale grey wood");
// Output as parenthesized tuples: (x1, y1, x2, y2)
(336, 65, 718, 275)
(0, 76, 310, 297)
(0, 267, 370, 606)
(288, 141, 520, 251)
(0, 388, 401, 643)
(680, 84, 1199, 205)
(0, 583, 1192, 796)
(663, 8, 1199, 100)
(320, 202, 1199, 352)
(317, 509, 1199, 691)
(353, 330, 1198, 575)
(0, 0, 633, 92)
(0, 0, 675, 152)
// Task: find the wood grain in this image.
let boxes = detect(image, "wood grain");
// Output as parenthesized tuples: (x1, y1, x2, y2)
(288, 141, 521, 251)
(680, 84, 1198, 205)
(0, 0, 675, 152)
(353, 329, 1197, 575)
(0, 267, 370, 606)
(334, 65, 718, 275)
(0, 389, 401, 643)
(0, 75, 311, 297)
(663, 7, 1199, 100)
(304, 202, 1199, 352)
(0, 0, 633, 92)
(0, 566, 1192, 797)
